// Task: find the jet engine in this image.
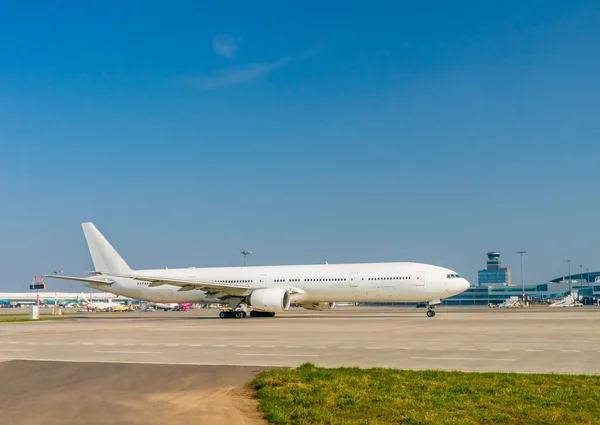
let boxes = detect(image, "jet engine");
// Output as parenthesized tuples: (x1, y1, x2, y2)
(248, 288, 291, 313)
(301, 302, 335, 311)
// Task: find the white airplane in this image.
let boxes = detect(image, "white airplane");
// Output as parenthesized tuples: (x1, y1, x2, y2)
(46, 223, 470, 318)
(147, 302, 179, 311)
(77, 294, 121, 312)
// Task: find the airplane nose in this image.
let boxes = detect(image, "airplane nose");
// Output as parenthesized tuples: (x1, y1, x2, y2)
(457, 278, 470, 293)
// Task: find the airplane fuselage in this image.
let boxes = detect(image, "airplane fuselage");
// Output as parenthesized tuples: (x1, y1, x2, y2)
(87, 262, 469, 304)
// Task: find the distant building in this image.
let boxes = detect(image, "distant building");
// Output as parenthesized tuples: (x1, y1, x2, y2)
(550, 271, 600, 285)
(0, 292, 133, 307)
(478, 250, 512, 286)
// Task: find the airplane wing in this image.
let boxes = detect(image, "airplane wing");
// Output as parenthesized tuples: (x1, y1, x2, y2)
(110, 273, 306, 298)
(110, 273, 253, 296)
(43, 275, 114, 285)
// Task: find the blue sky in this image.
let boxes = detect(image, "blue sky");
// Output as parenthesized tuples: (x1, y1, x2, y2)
(1, 0, 599, 291)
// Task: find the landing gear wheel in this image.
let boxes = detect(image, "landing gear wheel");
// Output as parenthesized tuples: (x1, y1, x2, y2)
(249, 311, 276, 318)
(242, 311, 247, 318)
(235, 311, 244, 319)
(219, 311, 227, 319)
(426, 309, 436, 318)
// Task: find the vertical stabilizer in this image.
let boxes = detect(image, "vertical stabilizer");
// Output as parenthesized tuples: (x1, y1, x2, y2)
(81, 223, 133, 274)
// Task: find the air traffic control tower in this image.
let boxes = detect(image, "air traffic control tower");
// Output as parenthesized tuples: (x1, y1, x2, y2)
(478, 250, 512, 286)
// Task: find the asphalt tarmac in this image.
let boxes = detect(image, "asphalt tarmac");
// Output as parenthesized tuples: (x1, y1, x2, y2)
(0, 361, 269, 425)
(1, 306, 599, 374)
(1, 306, 599, 425)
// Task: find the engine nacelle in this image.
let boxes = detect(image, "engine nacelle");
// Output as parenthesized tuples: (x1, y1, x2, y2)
(301, 302, 335, 311)
(248, 288, 291, 313)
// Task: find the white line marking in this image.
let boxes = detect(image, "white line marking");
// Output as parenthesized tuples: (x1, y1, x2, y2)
(101, 343, 115, 346)
(491, 349, 509, 352)
(43, 342, 56, 345)
(235, 345, 250, 348)
(459, 349, 477, 351)
(411, 357, 515, 362)
(165, 344, 179, 347)
(93, 351, 161, 354)
(339, 346, 356, 349)
(141, 343, 157, 346)
(188, 344, 203, 347)
(367, 347, 385, 350)
(212, 344, 226, 347)
(286, 345, 300, 348)
(561, 350, 581, 353)
(236, 353, 318, 357)
(0, 348, 32, 352)
(525, 349, 543, 352)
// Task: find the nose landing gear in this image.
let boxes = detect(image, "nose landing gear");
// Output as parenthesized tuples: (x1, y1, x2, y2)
(425, 300, 440, 318)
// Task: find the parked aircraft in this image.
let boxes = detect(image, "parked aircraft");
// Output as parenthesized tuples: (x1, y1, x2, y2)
(77, 294, 120, 312)
(46, 223, 470, 318)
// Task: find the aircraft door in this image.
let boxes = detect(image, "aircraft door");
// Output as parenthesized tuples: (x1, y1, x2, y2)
(416, 271, 425, 287)
(258, 274, 267, 287)
(349, 272, 359, 287)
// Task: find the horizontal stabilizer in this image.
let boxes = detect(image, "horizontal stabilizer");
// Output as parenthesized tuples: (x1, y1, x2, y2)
(43, 275, 114, 285)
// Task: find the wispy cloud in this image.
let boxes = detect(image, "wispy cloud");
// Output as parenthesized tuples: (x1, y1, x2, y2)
(180, 57, 290, 89)
(212, 35, 241, 59)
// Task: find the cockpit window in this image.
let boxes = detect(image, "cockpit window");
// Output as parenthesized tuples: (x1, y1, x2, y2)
(446, 274, 462, 279)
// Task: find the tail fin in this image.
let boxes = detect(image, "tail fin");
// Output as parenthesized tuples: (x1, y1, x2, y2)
(81, 223, 133, 275)
(78, 293, 90, 305)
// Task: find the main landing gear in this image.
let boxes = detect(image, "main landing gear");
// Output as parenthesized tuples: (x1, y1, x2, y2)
(249, 311, 275, 318)
(426, 308, 436, 318)
(219, 310, 247, 319)
(217, 309, 277, 319)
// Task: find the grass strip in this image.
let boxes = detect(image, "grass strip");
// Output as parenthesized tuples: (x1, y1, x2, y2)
(252, 363, 600, 425)
(0, 317, 63, 323)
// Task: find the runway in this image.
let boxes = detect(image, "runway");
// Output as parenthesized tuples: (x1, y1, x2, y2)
(1, 306, 599, 374)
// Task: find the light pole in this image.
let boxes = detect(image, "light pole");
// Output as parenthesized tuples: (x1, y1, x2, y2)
(240, 250, 252, 266)
(567, 260, 571, 293)
(580, 265, 583, 286)
(517, 251, 526, 304)
(586, 268, 590, 286)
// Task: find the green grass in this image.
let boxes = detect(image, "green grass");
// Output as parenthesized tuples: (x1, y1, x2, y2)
(252, 363, 600, 425)
(0, 317, 63, 323)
